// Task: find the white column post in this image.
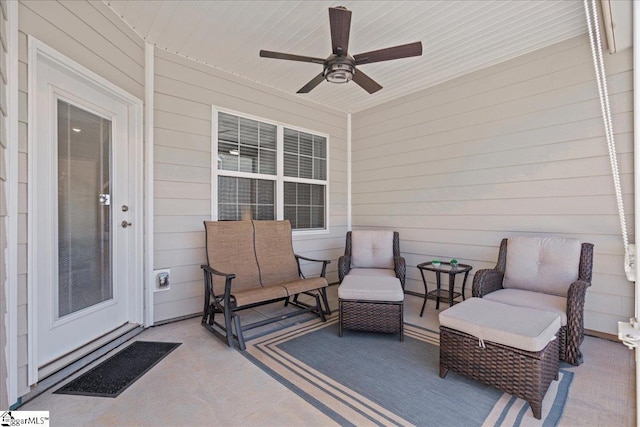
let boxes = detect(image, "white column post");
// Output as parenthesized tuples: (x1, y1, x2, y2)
(347, 113, 352, 231)
(144, 42, 155, 327)
(6, 0, 19, 405)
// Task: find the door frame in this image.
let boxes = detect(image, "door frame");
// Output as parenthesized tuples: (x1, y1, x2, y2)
(27, 37, 144, 384)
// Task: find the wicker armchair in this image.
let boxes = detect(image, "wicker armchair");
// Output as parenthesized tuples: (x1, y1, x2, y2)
(338, 230, 406, 288)
(472, 237, 594, 366)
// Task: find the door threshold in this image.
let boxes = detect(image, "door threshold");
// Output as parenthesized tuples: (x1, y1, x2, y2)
(39, 323, 141, 378)
(20, 323, 143, 405)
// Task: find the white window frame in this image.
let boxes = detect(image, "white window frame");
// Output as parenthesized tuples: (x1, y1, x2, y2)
(211, 106, 330, 235)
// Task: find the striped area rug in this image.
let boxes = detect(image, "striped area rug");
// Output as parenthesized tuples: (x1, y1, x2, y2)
(243, 317, 572, 427)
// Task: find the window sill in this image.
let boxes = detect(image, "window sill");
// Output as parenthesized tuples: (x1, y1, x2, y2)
(292, 228, 330, 237)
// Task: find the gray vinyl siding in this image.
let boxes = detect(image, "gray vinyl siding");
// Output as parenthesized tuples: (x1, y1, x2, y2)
(351, 35, 633, 335)
(17, 0, 144, 396)
(0, 0, 8, 410)
(152, 48, 348, 322)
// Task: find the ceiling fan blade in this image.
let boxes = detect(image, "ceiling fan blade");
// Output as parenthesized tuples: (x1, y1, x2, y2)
(297, 73, 325, 94)
(352, 69, 383, 94)
(354, 41, 423, 65)
(329, 7, 352, 56)
(260, 50, 325, 64)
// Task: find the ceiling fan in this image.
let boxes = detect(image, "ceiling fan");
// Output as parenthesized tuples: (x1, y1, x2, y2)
(259, 6, 422, 94)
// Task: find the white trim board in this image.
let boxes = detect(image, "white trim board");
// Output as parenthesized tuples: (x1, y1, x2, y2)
(144, 42, 154, 326)
(632, 3, 640, 424)
(6, 0, 19, 405)
(347, 112, 352, 232)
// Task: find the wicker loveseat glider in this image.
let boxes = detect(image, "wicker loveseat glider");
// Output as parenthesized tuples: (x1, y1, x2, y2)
(473, 236, 594, 366)
(201, 220, 330, 350)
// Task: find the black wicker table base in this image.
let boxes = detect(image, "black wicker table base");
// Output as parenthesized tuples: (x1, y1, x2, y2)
(339, 299, 404, 341)
(439, 326, 559, 420)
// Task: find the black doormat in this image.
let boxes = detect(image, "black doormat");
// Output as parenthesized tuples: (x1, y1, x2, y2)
(54, 341, 181, 398)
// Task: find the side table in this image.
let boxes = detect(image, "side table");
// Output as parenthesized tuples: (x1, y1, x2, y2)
(416, 261, 473, 316)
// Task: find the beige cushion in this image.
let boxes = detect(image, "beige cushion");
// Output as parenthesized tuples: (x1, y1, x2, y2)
(439, 298, 561, 352)
(351, 230, 394, 269)
(204, 221, 261, 295)
(503, 236, 581, 297)
(338, 275, 404, 302)
(347, 268, 397, 278)
(483, 289, 567, 326)
(253, 220, 300, 287)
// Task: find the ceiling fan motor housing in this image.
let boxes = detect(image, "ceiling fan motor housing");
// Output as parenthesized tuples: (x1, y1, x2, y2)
(324, 55, 355, 83)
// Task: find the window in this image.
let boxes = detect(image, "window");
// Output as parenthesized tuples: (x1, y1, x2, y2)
(218, 176, 275, 221)
(283, 128, 327, 180)
(214, 109, 328, 231)
(284, 182, 325, 229)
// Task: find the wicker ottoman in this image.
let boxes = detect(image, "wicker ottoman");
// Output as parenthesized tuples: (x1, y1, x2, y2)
(439, 298, 561, 420)
(338, 275, 404, 340)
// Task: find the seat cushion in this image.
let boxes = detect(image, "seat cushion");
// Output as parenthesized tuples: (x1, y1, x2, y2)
(280, 277, 328, 296)
(232, 285, 288, 307)
(347, 268, 397, 278)
(483, 289, 567, 326)
(351, 230, 394, 269)
(338, 275, 404, 302)
(503, 236, 581, 297)
(439, 298, 561, 352)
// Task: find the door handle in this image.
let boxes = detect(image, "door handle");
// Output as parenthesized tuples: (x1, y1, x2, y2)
(98, 194, 111, 206)
(121, 220, 132, 228)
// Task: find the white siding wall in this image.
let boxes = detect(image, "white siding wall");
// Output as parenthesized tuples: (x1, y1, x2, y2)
(0, 0, 9, 410)
(17, 0, 144, 395)
(351, 35, 633, 335)
(152, 49, 348, 322)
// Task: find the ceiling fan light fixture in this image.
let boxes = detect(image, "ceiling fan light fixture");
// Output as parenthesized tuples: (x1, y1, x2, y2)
(324, 62, 354, 84)
(260, 6, 422, 94)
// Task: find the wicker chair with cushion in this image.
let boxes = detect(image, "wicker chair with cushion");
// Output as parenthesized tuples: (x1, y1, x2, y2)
(337, 230, 406, 339)
(472, 236, 594, 366)
(338, 230, 406, 288)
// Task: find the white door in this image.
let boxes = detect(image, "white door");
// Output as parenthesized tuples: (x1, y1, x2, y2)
(33, 53, 139, 368)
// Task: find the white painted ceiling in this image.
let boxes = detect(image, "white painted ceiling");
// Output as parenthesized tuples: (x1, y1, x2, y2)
(105, 0, 587, 113)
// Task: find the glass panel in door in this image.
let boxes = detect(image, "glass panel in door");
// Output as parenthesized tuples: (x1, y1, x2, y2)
(57, 99, 112, 318)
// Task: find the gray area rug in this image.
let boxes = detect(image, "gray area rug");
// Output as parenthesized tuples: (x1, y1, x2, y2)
(243, 317, 572, 427)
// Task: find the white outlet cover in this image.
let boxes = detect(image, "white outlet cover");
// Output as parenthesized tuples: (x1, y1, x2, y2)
(153, 269, 171, 292)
